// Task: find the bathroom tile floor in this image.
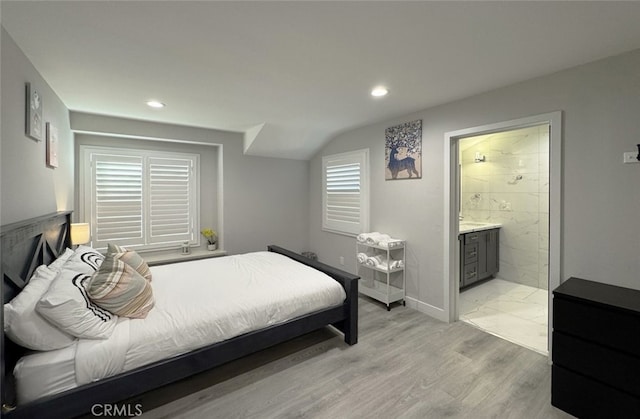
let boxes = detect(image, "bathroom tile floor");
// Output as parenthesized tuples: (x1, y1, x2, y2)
(459, 278, 548, 355)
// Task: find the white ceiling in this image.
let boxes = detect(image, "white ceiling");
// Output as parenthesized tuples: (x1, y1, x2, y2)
(3, 1, 640, 160)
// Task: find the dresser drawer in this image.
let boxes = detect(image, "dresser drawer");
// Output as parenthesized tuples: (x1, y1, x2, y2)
(553, 296, 640, 355)
(553, 331, 640, 397)
(552, 365, 640, 419)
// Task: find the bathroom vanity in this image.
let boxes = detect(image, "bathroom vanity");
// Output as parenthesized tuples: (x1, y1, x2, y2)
(459, 222, 500, 288)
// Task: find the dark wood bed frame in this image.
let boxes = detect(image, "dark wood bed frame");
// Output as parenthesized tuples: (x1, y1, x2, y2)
(0, 212, 359, 419)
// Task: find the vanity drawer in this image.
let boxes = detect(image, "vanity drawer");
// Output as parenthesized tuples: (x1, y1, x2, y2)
(464, 233, 480, 244)
(463, 263, 478, 282)
(463, 243, 478, 263)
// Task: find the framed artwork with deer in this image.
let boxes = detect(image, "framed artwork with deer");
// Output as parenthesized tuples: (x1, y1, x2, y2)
(385, 119, 422, 180)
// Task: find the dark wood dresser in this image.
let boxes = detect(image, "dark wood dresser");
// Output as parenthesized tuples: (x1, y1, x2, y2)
(552, 277, 640, 418)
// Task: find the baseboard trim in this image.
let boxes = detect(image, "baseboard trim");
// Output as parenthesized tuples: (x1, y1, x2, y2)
(405, 296, 448, 322)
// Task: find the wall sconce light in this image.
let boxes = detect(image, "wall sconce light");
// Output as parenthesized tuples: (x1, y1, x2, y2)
(474, 151, 486, 163)
(70, 223, 91, 246)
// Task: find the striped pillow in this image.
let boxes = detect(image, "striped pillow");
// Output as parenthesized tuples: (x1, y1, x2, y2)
(87, 253, 155, 319)
(107, 243, 152, 281)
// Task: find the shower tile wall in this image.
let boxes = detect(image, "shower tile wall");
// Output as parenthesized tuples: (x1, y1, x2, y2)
(460, 125, 549, 289)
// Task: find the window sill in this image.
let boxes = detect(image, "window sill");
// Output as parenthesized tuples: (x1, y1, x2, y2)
(143, 248, 227, 267)
(321, 227, 358, 238)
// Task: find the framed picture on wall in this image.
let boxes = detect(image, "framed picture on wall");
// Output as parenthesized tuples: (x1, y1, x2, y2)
(46, 122, 59, 168)
(26, 82, 43, 141)
(385, 119, 422, 180)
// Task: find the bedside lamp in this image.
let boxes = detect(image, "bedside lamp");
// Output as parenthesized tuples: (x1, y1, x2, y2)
(70, 223, 91, 246)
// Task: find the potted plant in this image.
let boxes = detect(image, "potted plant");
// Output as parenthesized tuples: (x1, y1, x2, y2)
(201, 228, 217, 251)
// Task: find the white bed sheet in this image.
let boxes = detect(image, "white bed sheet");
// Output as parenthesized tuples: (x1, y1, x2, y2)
(14, 343, 78, 404)
(75, 251, 346, 385)
(16, 251, 346, 403)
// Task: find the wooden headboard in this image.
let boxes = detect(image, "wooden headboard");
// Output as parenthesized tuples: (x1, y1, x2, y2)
(0, 211, 72, 410)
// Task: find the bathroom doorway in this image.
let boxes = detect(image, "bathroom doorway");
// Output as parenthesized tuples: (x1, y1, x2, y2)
(444, 112, 562, 357)
(457, 125, 550, 354)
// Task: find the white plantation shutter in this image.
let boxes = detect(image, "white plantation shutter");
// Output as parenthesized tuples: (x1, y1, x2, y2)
(93, 154, 143, 246)
(326, 162, 361, 224)
(81, 146, 199, 250)
(148, 157, 194, 244)
(322, 149, 369, 235)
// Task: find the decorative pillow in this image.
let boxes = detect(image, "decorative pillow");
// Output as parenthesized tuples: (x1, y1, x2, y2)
(87, 253, 155, 319)
(36, 267, 117, 339)
(107, 243, 152, 281)
(62, 245, 104, 274)
(47, 248, 75, 272)
(4, 265, 76, 350)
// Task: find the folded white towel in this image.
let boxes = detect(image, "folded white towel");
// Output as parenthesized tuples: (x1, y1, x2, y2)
(364, 256, 377, 267)
(375, 233, 391, 243)
(365, 233, 383, 245)
(377, 239, 403, 249)
(357, 253, 368, 264)
(357, 232, 384, 243)
(356, 233, 369, 243)
(390, 260, 404, 269)
(359, 232, 388, 244)
(375, 260, 390, 270)
(371, 255, 385, 265)
(374, 258, 404, 271)
(358, 232, 403, 249)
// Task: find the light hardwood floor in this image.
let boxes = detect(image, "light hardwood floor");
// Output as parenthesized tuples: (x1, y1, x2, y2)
(136, 297, 573, 419)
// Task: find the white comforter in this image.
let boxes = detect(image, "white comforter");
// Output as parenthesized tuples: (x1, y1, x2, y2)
(74, 251, 346, 385)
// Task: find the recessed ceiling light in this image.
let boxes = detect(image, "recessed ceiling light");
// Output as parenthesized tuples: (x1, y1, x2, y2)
(146, 100, 165, 108)
(371, 86, 389, 97)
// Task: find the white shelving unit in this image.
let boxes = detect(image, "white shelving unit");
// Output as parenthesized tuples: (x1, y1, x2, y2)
(356, 240, 405, 311)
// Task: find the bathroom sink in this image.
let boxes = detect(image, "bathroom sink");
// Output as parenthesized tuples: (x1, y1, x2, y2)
(459, 221, 502, 233)
(460, 222, 486, 227)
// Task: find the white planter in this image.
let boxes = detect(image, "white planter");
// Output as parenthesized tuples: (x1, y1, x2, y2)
(207, 244, 217, 251)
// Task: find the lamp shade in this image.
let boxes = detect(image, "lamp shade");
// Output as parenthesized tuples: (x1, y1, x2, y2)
(70, 223, 91, 245)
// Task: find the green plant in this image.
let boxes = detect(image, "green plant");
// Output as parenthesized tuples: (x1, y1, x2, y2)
(201, 228, 217, 244)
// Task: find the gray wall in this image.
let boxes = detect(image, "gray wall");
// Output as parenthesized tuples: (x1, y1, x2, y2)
(70, 112, 310, 256)
(1, 29, 74, 224)
(310, 48, 640, 316)
(1, 26, 309, 255)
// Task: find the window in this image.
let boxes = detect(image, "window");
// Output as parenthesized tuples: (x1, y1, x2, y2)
(80, 146, 199, 251)
(322, 149, 369, 235)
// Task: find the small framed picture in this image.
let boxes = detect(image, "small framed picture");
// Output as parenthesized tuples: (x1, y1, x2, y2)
(46, 122, 58, 168)
(26, 82, 43, 141)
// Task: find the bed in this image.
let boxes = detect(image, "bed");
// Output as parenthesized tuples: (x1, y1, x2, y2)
(0, 212, 359, 419)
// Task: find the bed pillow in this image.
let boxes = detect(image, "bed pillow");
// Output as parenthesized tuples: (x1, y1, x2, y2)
(107, 243, 152, 281)
(4, 265, 76, 350)
(87, 252, 155, 319)
(47, 248, 75, 272)
(36, 267, 117, 339)
(62, 245, 104, 274)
